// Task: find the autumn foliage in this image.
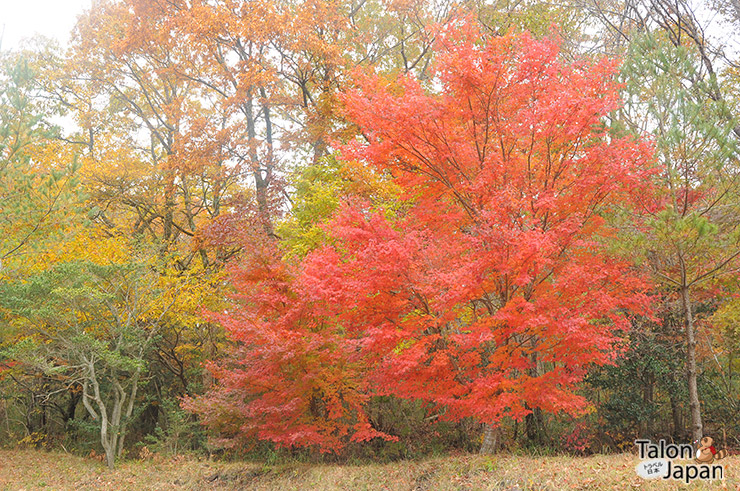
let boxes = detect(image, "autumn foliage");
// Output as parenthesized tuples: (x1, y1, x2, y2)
(6, 0, 740, 466)
(186, 24, 656, 452)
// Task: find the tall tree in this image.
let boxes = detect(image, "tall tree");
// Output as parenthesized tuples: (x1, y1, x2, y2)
(588, 0, 740, 442)
(190, 24, 655, 453)
(620, 33, 740, 444)
(48, 0, 251, 398)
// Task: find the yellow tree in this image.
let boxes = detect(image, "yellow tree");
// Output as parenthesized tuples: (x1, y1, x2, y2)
(0, 48, 79, 270)
(41, 0, 245, 398)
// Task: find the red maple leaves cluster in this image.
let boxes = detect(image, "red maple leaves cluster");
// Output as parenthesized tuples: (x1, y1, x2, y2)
(185, 24, 656, 452)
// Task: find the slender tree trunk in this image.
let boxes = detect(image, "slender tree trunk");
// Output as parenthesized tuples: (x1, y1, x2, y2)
(680, 285, 703, 443)
(245, 89, 273, 236)
(479, 424, 499, 454)
(668, 385, 683, 441)
(98, 397, 114, 469)
(116, 369, 140, 458)
(524, 351, 548, 445)
(643, 371, 654, 438)
(82, 363, 117, 469)
(63, 385, 81, 424)
(525, 407, 547, 444)
(312, 136, 327, 165)
(163, 168, 175, 245)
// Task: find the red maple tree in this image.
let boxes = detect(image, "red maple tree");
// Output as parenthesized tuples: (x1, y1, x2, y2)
(187, 23, 656, 452)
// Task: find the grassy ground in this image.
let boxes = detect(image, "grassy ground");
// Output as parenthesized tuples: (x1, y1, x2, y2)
(0, 449, 738, 490)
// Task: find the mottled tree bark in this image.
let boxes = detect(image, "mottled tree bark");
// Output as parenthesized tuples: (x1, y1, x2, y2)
(680, 285, 702, 444)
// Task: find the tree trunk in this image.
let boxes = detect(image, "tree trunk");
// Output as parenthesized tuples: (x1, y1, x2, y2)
(63, 385, 81, 424)
(104, 444, 115, 469)
(479, 424, 499, 454)
(643, 371, 654, 438)
(100, 406, 115, 470)
(245, 89, 273, 236)
(82, 364, 117, 470)
(116, 369, 140, 458)
(668, 385, 683, 441)
(525, 407, 547, 445)
(680, 285, 703, 443)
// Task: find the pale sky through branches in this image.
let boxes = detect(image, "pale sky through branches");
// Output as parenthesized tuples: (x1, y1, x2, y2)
(0, 0, 90, 51)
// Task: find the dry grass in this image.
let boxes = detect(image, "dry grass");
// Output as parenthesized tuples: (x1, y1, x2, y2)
(1, 449, 739, 490)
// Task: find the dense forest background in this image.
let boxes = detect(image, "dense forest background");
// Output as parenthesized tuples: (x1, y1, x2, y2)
(1, 0, 740, 470)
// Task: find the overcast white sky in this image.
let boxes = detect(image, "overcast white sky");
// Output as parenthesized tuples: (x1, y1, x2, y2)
(0, 0, 91, 51)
